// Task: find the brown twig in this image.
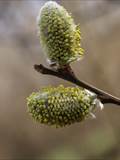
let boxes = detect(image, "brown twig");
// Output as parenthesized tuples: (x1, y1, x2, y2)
(34, 64, 120, 106)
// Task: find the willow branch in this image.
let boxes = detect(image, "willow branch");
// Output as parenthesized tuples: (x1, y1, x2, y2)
(34, 64, 120, 106)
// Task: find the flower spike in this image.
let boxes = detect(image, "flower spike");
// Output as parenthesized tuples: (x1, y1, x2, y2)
(27, 85, 103, 127)
(37, 1, 84, 66)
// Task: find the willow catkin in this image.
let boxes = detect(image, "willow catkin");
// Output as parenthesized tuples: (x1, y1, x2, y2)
(37, 1, 84, 66)
(27, 85, 103, 127)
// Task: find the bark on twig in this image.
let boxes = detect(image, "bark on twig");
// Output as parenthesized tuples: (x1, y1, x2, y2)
(34, 64, 120, 106)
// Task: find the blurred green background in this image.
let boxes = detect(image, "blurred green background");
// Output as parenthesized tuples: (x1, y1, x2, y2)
(0, 0, 120, 159)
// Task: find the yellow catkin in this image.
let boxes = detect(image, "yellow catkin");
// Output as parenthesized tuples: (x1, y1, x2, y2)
(27, 85, 99, 127)
(37, 1, 84, 66)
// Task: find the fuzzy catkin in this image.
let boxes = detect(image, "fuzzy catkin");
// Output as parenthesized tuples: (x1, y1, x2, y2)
(27, 85, 99, 127)
(37, 1, 84, 66)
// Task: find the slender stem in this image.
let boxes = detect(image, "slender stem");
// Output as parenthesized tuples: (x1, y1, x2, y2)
(34, 64, 120, 106)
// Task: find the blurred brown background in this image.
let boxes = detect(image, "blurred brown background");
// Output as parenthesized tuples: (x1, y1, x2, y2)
(0, 0, 120, 159)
